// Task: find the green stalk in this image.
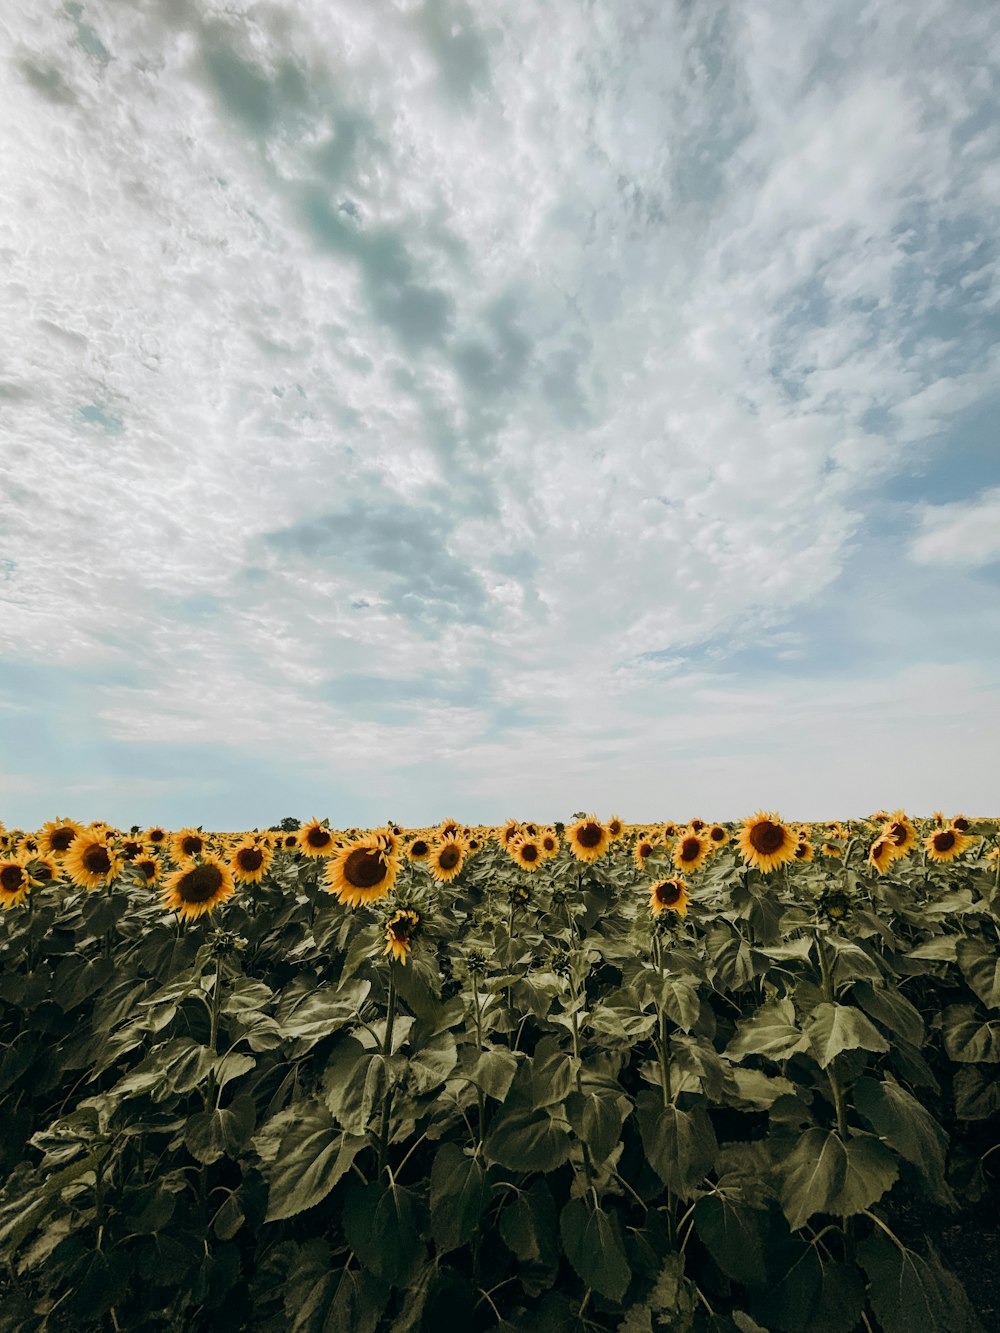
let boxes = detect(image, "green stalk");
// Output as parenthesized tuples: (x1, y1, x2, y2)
(815, 929, 854, 1260)
(377, 968, 398, 1178)
(471, 971, 486, 1145)
(25, 890, 34, 973)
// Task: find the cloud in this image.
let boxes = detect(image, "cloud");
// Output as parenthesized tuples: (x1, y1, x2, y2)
(908, 487, 1000, 568)
(1, 0, 998, 828)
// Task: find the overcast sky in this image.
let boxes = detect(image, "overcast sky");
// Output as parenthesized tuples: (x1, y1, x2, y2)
(1, 0, 999, 833)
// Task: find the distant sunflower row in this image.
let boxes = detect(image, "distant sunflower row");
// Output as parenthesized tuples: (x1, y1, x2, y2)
(0, 812, 994, 926)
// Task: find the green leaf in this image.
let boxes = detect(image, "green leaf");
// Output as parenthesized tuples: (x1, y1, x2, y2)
(323, 1038, 387, 1134)
(804, 1003, 890, 1069)
(341, 1179, 422, 1285)
(725, 998, 809, 1062)
(497, 1177, 559, 1267)
(484, 1093, 573, 1172)
(956, 937, 1000, 1011)
(529, 1036, 578, 1109)
(455, 1045, 519, 1102)
(776, 1128, 898, 1230)
(941, 1005, 1000, 1063)
(559, 1195, 630, 1302)
(260, 1101, 366, 1222)
(693, 1194, 767, 1286)
(565, 1084, 631, 1164)
(429, 1143, 487, 1254)
(854, 1075, 957, 1207)
(851, 980, 925, 1046)
(858, 1231, 985, 1333)
(953, 1065, 1000, 1120)
(635, 1089, 717, 1200)
(752, 1241, 865, 1333)
(408, 1032, 458, 1095)
(184, 1094, 256, 1165)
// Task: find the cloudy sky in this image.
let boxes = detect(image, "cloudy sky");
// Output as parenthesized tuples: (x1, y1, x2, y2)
(1, 0, 999, 833)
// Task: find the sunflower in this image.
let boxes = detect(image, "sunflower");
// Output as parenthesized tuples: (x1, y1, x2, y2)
(169, 827, 207, 862)
(706, 824, 728, 847)
(688, 819, 706, 833)
(951, 814, 972, 833)
(649, 877, 689, 917)
(134, 854, 161, 885)
(736, 812, 798, 874)
(426, 838, 465, 884)
(510, 835, 544, 872)
(931, 811, 946, 827)
(868, 836, 895, 875)
(540, 831, 560, 858)
(821, 890, 852, 922)
(925, 827, 973, 864)
(298, 817, 337, 858)
(821, 843, 842, 859)
(660, 823, 679, 839)
(161, 855, 235, 921)
(406, 836, 432, 862)
(37, 818, 84, 860)
(566, 816, 611, 864)
(384, 909, 420, 965)
(229, 839, 273, 886)
(63, 831, 123, 891)
(673, 831, 710, 875)
(634, 836, 659, 873)
(606, 815, 625, 840)
(500, 818, 522, 847)
(0, 856, 40, 908)
(325, 832, 400, 908)
(792, 840, 814, 863)
(878, 810, 916, 861)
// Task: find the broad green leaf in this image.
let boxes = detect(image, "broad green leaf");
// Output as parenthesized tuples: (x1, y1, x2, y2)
(752, 1241, 865, 1333)
(455, 1045, 519, 1102)
(260, 1101, 366, 1222)
(429, 1143, 486, 1254)
(559, 1195, 630, 1302)
(497, 1177, 559, 1267)
(185, 1094, 256, 1166)
(804, 1003, 890, 1069)
(858, 1231, 984, 1333)
(776, 1127, 897, 1230)
(693, 1194, 767, 1286)
(851, 980, 925, 1046)
(484, 1094, 573, 1172)
(529, 1036, 578, 1109)
(941, 1005, 1000, 1063)
(727, 1066, 797, 1109)
(565, 1084, 631, 1163)
(341, 1179, 422, 1285)
(408, 1032, 458, 1095)
(953, 1065, 1000, 1120)
(635, 1089, 717, 1200)
(617, 1253, 699, 1333)
(725, 999, 809, 1062)
(956, 937, 1000, 1011)
(854, 1075, 956, 1207)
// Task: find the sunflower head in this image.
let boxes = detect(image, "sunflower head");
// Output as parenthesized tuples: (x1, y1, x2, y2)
(384, 909, 421, 966)
(925, 826, 972, 863)
(566, 816, 610, 864)
(736, 812, 797, 874)
(427, 838, 465, 884)
(820, 890, 852, 922)
(649, 877, 689, 917)
(325, 834, 400, 908)
(868, 836, 896, 875)
(510, 836, 543, 871)
(161, 855, 235, 922)
(673, 831, 710, 875)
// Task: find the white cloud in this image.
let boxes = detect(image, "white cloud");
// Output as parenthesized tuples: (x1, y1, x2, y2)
(909, 487, 1000, 568)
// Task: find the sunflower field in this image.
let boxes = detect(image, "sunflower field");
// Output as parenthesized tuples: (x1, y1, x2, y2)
(0, 810, 998, 1332)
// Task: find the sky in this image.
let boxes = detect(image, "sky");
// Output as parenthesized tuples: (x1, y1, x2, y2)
(1, 0, 999, 833)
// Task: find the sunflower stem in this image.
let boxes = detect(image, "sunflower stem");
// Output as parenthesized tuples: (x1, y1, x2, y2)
(471, 971, 486, 1146)
(25, 890, 34, 973)
(377, 967, 398, 1178)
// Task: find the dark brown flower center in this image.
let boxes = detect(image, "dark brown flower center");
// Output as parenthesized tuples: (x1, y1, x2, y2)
(83, 845, 112, 874)
(344, 847, 389, 888)
(577, 822, 603, 847)
(749, 821, 785, 854)
(237, 848, 264, 872)
(710, 827, 725, 841)
(520, 843, 539, 862)
(52, 829, 76, 851)
(889, 822, 907, 846)
(307, 827, 332, 848)
(639, 841, 652, 858)
(656, 881, 682, 906)
(411, 840, 428, 856)
(178, 863, 225, 903)
(933, 830, 956, 852)
(1, 865, 25, 891)
(389, 914, 418, 942)
(954, 818, 970, 832)
(679, 837, 701, 862)
(438, 845, 461, 870)
(138, 860, 156, 879)
(182, 836, 204, 856)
